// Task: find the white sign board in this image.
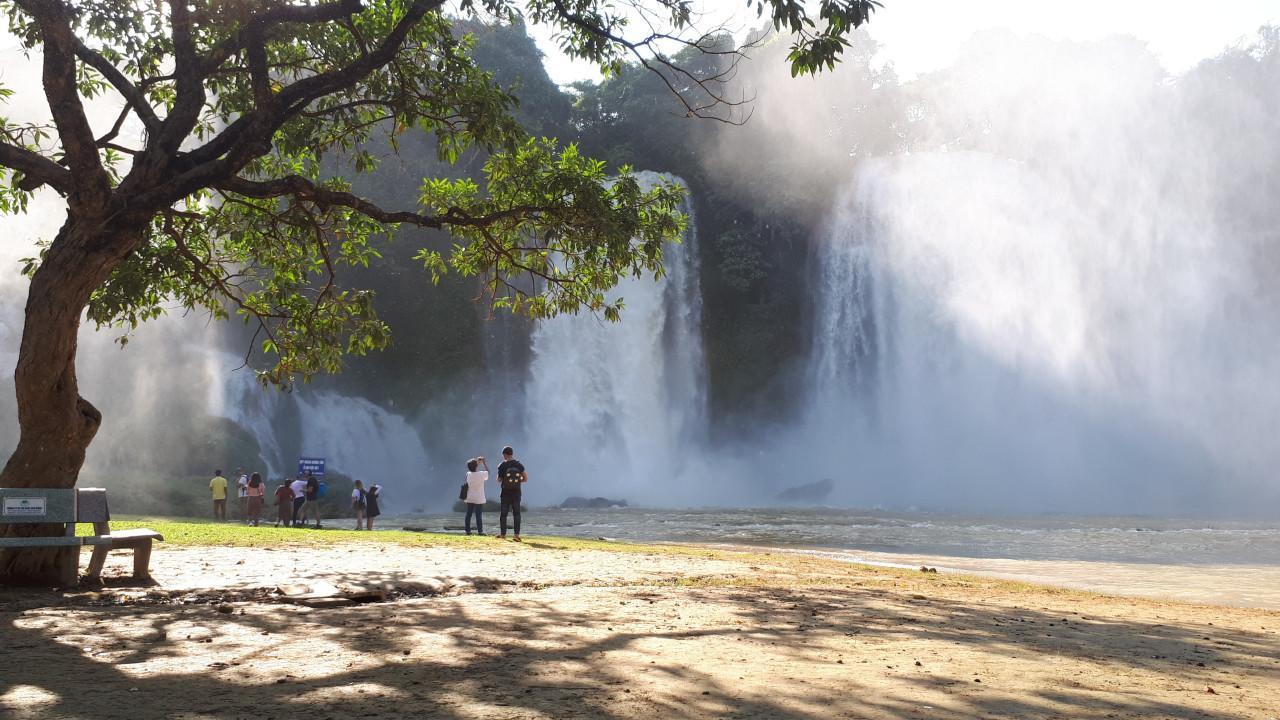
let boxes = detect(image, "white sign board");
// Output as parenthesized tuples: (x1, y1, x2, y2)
(2, 497, 47, 516)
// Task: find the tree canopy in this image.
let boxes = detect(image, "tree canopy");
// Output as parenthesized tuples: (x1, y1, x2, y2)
(0, 0, 880, 581)
(1, 0, 879, 385)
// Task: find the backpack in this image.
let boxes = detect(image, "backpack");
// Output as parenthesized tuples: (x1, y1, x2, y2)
(500, 464, 524, 492)
(317, 481, 327, 499)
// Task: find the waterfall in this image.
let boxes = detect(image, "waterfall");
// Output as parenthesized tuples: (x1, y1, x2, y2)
(522, 172, 707, 504)
(810, 195, 880, 394)
(212, 358, 289, 478)
(212, 364, 431, 512)
(793, 33, 1280, 515)
(293, 392, 431, 510)
(803, 151, 1278, 513)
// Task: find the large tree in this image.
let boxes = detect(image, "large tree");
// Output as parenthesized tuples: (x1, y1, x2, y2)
(0, 0, 880, 584)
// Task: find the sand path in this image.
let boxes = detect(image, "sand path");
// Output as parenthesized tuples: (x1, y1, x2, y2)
(2, 541, 1278, 719)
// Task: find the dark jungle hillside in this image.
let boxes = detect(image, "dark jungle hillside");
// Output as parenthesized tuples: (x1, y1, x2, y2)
(309, 20, 873, 433)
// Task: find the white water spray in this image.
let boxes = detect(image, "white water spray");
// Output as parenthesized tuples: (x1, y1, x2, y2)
(521, 172, 707, 504)
(800, 33, 1280, 514)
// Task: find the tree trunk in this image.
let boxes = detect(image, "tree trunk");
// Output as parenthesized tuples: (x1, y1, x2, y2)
(0, 216, 138, 585)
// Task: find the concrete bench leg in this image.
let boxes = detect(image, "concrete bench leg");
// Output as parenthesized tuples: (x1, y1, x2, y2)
(59, 546, 78, 587)
(87, 545, 108, 580)
(132, 540, 153, 580)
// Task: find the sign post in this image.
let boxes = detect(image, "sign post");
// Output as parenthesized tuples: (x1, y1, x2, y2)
(298, 457, 326, 477)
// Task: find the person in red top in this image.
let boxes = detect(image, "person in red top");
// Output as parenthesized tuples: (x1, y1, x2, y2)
(273, 480, 294, 527)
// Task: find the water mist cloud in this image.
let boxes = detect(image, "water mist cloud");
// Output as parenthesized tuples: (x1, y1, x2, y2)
(754, 28, 1280, 514)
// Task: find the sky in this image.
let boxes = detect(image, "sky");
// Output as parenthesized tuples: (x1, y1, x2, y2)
(529, 0, 1280, 84)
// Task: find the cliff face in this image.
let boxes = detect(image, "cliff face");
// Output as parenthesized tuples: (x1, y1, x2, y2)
(306, 22, 826, 434)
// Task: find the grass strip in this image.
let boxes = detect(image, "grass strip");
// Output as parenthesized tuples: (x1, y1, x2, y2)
(76, 516, 716, 556)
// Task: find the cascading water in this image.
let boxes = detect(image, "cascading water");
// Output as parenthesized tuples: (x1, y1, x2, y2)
(799, 33, 1280, 514)
(211, 357, 289, 477)
(809, 197, 880, 404)
(521, 172, 707, 504)
(4, 29, 1276, 518)
(210, 359, 432, 511)
(292, 392, 431, 509)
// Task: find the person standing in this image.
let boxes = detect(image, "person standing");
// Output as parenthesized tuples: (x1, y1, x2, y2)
(209, 469, 228, 521)
(274, 479, 294, 527)
(464, 457, 490, 536)
(496, 446, 527, 541)
(300, 472, 322, 529)
(365, 483, 382, 530)
(351, 480, 367, 530)
(235, 468, 249, 521)
(246, 472, 266, 526)
(289, 475, 308, 526)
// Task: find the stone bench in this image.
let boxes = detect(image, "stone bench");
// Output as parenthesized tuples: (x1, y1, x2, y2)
(0, 487, 163, 586)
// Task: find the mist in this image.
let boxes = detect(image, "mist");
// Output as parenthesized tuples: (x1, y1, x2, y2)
(2, 24, 1279, 517)
(706, 28, 1280, 514)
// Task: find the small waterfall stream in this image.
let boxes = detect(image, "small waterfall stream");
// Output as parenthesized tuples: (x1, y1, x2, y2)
(213, 363, 432, 510)
(522, 172, 707, 503)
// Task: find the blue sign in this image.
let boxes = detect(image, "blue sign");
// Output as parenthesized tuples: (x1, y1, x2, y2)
(298, 457, 326, 477)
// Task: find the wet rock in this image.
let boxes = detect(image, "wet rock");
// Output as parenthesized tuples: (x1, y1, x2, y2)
(774, 479, 834, 504)
(560, 496, 629, 509)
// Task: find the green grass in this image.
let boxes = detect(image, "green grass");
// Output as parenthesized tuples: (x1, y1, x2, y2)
(74, 515, 685, 554)
(67, 517, 1108, 601)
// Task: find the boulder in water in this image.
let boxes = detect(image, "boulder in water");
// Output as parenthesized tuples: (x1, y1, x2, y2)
(775, 478, 834, 505)
(559, 496, 629, 509)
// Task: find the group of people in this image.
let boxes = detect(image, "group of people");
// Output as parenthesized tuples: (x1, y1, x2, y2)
(208, 468, 268, 524)
(206, 446, 526, 536)
(460, 446, 528, 541)
(347, 478, 383, 530)
(208, 469, 381, 530)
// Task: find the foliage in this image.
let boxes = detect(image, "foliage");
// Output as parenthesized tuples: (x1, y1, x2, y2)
(714, 228, 769, 295)
(0, 0, 878, 392)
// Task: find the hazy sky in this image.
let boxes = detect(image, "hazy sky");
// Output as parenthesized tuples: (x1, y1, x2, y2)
(529, 0, 1280, 84)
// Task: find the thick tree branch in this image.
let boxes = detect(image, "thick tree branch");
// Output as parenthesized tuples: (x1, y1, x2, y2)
(196, 0, 367, 73)
(14, 0, 111, 201)
(147, 1, 444, 208)
(216, 174, 553, 230)
(0, 141, 73, 193)
(71, 38, 161, 133)
(274, 2, 431, 111)
(150, 0, 204, 158)
(244, 29, 276, 111)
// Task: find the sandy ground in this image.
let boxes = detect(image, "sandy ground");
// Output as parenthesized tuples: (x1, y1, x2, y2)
(785, 548, 1280, 610)
(2, 540, 1279, 719)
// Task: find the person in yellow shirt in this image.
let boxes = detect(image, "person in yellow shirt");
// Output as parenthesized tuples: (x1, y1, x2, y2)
(209, 469, 228, 521)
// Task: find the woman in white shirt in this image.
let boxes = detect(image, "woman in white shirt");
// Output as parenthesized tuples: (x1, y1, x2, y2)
(464, 457, 490, 536)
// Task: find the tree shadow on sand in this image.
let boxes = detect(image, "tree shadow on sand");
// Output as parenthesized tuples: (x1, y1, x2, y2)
(2, 575, 1277, 719)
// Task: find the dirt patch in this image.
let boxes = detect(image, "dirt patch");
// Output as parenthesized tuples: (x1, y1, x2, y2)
(2, 542, 1278, 719)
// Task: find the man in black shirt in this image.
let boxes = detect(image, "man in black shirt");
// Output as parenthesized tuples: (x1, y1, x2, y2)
(496, 445, 527, 541)
(300, 472, 322, 529)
